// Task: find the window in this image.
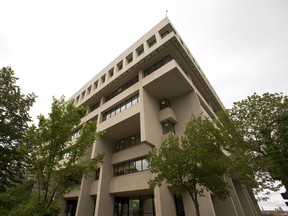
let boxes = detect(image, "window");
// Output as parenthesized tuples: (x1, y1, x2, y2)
(147, 35, 157, 48)
(114, 196, 155, 216)
(65, 200, 78, 216)
(101, 75, 106, 84)
(142, 159, 149, 170)
(143, 55, 173, 77)
(63, 151, 71, 159)
(124, 161, 131, 174)
(90, 101, 100, 112)
(103, 94, 139, 121)
(95, 168, 100, 180)
(174, 195, 185, 216)
(115, 133, 141, 152)
(126, 53, 133, 64)
(117, 60, 123, 71)
(162, 121, 175, 134)
(135, 160, 142, 172)
(159, 23, 175, 38)
(81, 91, 85, 100)
(75, 96, 80, 104)
(159, 98, 170, 110)
(87, 86, 92, 95)
(109, 68, 114, 78)
(71, 127, 82, 139)
(93, 80, 99, 90)
(114, 158, 148, 176)
(136, 44, 144, 56)
(105, 76, 138, 102)
(115, 107, 121, 115)
(160, 30, 169, 38)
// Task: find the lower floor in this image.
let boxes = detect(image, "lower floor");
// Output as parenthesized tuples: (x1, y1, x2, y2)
(63, 194, 185, 216)
(60, 179, 261, 216)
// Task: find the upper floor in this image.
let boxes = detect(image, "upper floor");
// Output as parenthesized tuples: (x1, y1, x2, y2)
(70, 17, 224, 127)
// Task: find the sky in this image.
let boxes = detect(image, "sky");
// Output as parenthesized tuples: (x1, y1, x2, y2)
(1, 0, 288, 211)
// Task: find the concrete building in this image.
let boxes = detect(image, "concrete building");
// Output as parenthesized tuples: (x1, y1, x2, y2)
(61, 17, 261, 216)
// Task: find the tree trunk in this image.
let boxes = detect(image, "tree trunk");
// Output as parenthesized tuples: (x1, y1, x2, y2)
(188, 191, 201, 216)
(194, 197, 200, 216)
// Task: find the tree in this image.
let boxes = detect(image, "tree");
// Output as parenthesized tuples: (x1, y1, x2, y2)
(0, 180, 35, 216)
(147, 116, 230, 216)
(19, 96, 105, 215)
(217, 92, 288, 195)
(0, 66, 36, 191)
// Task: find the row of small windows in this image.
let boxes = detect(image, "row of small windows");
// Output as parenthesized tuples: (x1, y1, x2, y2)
(103, 94, 139, 121)
(105, 76, 139, 102)
(143, 55, 173, 77)
(74, 24, 176, 105)
(115, 132, 141, 152)
(114, 158, 149, 176)
(62, 151, 71, 159)
(114, 196, 155, 216)
(89, 101, 100, 113)
(71, 127, 81, 139)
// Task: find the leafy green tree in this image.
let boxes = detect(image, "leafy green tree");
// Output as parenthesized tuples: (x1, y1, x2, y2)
(0, 66, 36, 191)
(0, 180, 35, 216)
(19, 96, 105, 215)
(148, 116, 230, 216)
(217, 92, 288, 195)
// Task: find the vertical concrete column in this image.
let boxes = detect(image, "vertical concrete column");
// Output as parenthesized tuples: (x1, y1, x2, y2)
(199, 193, 217, 216)
(182, 190, 216, 216)
(100, 95, 105, 108)
(225, 177, 245, 216)
(94, 159, 114, 216)
(143, 38, 149, 54)
(155, 31, 162, 44)
(242, 187, 261, 216)
(154, 184, 177, 216)
(141, 89, 163, 146)
(75, 176, 95, 216)
(233, 180, 259, 216)
(211, 194, 238, 216)
(94, 137, 114, 216)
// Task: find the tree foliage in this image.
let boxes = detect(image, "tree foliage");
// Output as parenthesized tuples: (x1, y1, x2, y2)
(148, 116, 230, 216)
(0, 180, 48, 216)
(217, 92, 288, 195)
(19, 96, 105, 215)
(0, 66, 36, 191)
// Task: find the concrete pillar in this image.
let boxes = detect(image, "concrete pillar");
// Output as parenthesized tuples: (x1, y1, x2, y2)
(94, 136, 114, 216)
(154, 184, 177, 216)
(94, 161, 114, 216)
(225, 177, 245, 216)
(75, 176, 95, 216)
(212, 194, 238, 216)
(199, 192, 217, 216)
(233, 179, 259, 216)
(183, 190, 216, 216)
(243, 187, 261, 216)
(155, 31, 162, 44)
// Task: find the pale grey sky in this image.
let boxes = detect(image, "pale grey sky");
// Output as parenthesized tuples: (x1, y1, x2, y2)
(1, 0, 287, 210)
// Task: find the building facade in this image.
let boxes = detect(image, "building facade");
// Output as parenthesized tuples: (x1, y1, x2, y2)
(61, 18, 261, 216)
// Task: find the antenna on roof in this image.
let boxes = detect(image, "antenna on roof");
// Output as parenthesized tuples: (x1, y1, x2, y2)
(166, 10, 168, 17)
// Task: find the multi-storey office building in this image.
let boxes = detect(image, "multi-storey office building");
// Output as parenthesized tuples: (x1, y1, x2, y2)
(61, 18, 261, 216)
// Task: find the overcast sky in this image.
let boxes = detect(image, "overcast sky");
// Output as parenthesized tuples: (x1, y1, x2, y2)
(1, 0, 287, 211)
